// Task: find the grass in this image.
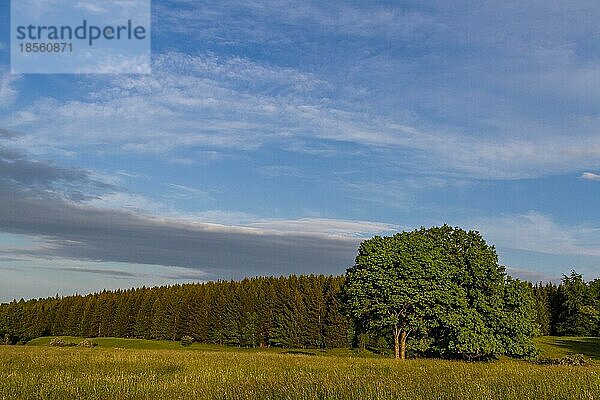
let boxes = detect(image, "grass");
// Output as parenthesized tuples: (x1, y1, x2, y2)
(0, 336, 597, 399)
(26, 336, 377, 357)
(535, 336, 600, 361)
(27, 336, 219, 351)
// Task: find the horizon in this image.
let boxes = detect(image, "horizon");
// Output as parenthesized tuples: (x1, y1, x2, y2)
(1, 1, 600, 302)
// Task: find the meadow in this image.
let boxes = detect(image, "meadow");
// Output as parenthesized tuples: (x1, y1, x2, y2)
(0, 337, 598, 399)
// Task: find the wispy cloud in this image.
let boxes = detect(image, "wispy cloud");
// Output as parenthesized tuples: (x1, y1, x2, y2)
(581, 172, 600, 181)
(75, 2, 106, 14)
(165, 183, 210, 200)
(247, 218, 400, 238)
(86, 192, 168, 214)
(471, 212, 600, 257)
(5, 49, 600, 180)
(0, 72, 18, 107)
(3, 53, 416, 158)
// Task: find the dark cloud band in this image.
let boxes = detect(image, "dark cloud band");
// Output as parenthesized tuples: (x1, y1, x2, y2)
(0, 140, 358, 278)
(0, 190, 358, 278)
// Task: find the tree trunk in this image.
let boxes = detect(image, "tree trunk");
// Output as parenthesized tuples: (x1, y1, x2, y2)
(394, 326, 401, 359)
(400, 330, 407, 360)
(393, 326, 408, 360)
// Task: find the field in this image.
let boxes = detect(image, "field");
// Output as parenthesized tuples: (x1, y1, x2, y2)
(0, 337, 598, 399)
(535, 336, 600, 361)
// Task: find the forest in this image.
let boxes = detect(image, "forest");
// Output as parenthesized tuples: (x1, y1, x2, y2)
(0, 275, 350, 349)
(1, 270, 599, 352)
(533, 270, 600, 336)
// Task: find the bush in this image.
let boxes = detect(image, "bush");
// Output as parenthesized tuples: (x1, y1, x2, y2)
(49, 337, 76, 347)
(49, 337, 65, 347)
(357, 333, 370, 351)
(2, 334, 11, 345)
(78, 339, 97, 348)
(180, 336, 194, 346)
(533, 354, 588, 366)
(376, 337, 389, 355)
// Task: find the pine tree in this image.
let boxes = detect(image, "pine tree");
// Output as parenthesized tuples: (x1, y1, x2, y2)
(532, 283, 551, 335)
(134, 289, 154, 339)
(323, 277, 349, 348)
(556, 271, 600, 336)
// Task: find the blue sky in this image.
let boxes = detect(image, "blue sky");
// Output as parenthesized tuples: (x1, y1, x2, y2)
(1, 0, 600, 301)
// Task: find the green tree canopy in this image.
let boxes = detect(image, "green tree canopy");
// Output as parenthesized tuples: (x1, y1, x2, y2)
(343, 225, 537, 360)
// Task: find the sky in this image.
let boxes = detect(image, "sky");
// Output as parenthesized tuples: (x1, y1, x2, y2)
(1, 0, 600, 302)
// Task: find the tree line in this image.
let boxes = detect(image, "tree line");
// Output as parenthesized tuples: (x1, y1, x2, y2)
(0, 275, 350, 348)
(533, 271, 600, 337)
(2, 271, 598, 349)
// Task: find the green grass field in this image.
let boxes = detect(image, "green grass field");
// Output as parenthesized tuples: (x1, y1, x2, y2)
(535, 336, 600, 361)
(25, 336, 370, 357)
(0, 337, 598, 399)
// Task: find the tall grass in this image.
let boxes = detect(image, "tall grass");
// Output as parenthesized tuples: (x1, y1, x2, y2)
(1, 346, 599, 400)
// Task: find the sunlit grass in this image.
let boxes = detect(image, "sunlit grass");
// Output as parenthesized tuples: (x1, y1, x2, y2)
(2, 343, 600, 399)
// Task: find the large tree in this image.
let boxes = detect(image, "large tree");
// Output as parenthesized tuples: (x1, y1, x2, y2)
(343, 225, 537, 360)
(343, 230, 445, 359)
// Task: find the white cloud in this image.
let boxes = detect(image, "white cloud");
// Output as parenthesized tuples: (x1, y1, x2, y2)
(6, 49, 600, 181)
(86, 192, 170, 214)
(0, 73, 19, 107)
(581, 172, 600, 181)
(82, 182, 394, 239)
(76, 54, 151, 74)
(165, 183, 210, 200)
(87, 192, 397, 240)
(471, 212, 600, 257)
(6, 10, 600, 181)
(2, 53, 408, 154)
(247, 218, 400, 238)
(75, 2, 106, 14)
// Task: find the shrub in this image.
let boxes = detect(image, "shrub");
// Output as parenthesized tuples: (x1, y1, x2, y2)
(376, 337, 389, 355)
(357, 333, 370, 351)
(50, 337, 66, 347)
(180, 336, 194, 346)
(78, 339, 97, 348)
(49, 337, 76, 347)
(533, 354, 588, 366)
(2, 334, 11, 345)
